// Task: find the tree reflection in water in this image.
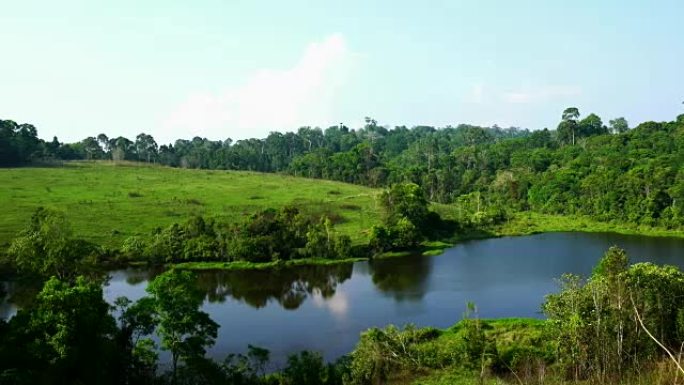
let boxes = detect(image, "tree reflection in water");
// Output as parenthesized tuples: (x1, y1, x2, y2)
(368, 254, 432, 301)
(195, 263, 354, 310)
(0, 277, 42, 313)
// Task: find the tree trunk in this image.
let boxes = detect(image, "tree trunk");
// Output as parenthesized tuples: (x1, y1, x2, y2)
(172, 353, 178, 385)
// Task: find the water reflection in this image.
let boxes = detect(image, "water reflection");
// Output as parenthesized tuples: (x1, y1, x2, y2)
(311, 289, 349, 318)
(0, 278, 42, 315)
(195, 263, 353, 310)
(5, 232, 684, 367)
(368, 255, 431, 301)
(124, 268, 156, 286)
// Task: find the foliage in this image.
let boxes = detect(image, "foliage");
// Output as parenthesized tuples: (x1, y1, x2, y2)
(6, 207, 99, 280)
(145, 269, 219, 381)
(378, 183, 429, 229)
(3, 246, 684, 384)
(0, 276, 120, 384)
(5, 109, 684, 235)
(123, 207, 356, 265)
(370, 183, 443, 251)
(282, 351, 335, 385)
(348, 324, 441, 384)
(346, 318, 549, 385)
(543, 247, 684, 382)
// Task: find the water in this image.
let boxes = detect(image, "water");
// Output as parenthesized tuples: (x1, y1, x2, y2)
(7, 232, 684, 368)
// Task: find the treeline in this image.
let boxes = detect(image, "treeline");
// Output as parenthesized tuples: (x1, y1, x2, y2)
(4, 206, 353, 278)
(120, 207, 353, 264)
(0, 117, 527, 169)
(4, 109, 684, 228)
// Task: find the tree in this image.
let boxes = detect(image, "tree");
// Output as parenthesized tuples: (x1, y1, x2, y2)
(391, 216, 422, 248)
(579, 113, 608, 137)
(81, 136, 104, 160)
(111, 136, 133, 161)
(378, 183, 430, 229)
(304, 217, 352, 259)
(114, 296, 159, 383)
(135, 133, 158, 163)
(608, 117, 629, 134)
(544, 248, 684, 381)
(558, 107, 580, 145)
(0, 120, 19, 165)
(7, 208, 98, 280)
(282, 351, 330, 385)
(13, 276, 119, 384)
(145, 270, 218, 384)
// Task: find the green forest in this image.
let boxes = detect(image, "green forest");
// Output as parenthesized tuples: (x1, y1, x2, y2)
(4, 109, 684, 229)
(3, 109, 684, 384)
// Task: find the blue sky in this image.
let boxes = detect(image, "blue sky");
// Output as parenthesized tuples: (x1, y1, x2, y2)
(1, 0, 682, 144)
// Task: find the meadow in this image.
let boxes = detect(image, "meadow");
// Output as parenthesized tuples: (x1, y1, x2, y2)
(0, 161, 382, 249)
(3, 161, 684, 256)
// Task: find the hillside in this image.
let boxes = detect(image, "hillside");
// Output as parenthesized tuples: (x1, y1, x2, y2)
(0, 161, 381, 249)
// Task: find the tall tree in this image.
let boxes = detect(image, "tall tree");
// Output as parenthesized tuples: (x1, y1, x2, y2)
(558, 107, 581, 145)
(579, 113, 608, 137)
(97, 133, 110, 155)
(608, 117, 629, 134)
(145, 270, 218, 384)
(135, 133, 158, 163)
(7, 276, 119, 384)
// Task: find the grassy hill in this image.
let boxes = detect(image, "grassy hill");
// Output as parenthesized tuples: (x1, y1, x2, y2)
(0, 161, 381, 249)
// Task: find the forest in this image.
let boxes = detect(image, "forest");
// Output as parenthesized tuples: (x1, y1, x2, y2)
(4, 109, 684, 384)
(3, 108, 684, 230)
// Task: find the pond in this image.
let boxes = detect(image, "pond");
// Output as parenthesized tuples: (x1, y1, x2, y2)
(5, 232, 684, 368)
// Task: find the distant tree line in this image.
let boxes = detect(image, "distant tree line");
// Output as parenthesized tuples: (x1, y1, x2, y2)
(4, 109, 684, 227)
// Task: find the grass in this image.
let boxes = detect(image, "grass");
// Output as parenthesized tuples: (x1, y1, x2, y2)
(496, 211, 684, 239)
(376, 241, 456, 259)
(379, 318, 550, 385)
(0, 161, 382, 249)
(4, 161, 684, 269)
(173, 257, 366, 271)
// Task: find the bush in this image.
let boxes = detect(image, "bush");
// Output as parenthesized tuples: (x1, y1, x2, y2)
(121, 236, 146, 260)
(281, 351, 332, 385)
(391, 217, 422, 249)
(369, 225, 392, 254)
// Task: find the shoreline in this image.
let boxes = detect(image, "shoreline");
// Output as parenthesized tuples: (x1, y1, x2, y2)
(167, 212, 684, 271)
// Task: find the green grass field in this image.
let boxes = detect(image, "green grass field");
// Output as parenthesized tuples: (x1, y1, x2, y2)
(0, 161, 382, 249)
(4, 161, 684, 257)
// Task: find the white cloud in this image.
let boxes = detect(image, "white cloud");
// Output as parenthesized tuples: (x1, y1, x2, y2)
(163, 34, 355, 140)
(501, 85, 582, 104)
(312, 289, 349, 319)
(466, 83, 485, 104)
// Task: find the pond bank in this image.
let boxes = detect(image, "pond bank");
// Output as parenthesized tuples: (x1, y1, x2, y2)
(158, 213, 684, 272)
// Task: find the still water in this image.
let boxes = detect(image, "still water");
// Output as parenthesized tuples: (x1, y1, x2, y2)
(104, 232, 684, 366)
(7, 232, 684, 367)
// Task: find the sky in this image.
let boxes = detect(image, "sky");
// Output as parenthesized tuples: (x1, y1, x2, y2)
(1, 0, 683, 144)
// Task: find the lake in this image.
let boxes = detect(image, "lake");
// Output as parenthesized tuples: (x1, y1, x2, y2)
(5, 232, 684, 368)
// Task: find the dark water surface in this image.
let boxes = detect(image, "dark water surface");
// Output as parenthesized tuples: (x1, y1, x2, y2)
(7, 232, 684, 367)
